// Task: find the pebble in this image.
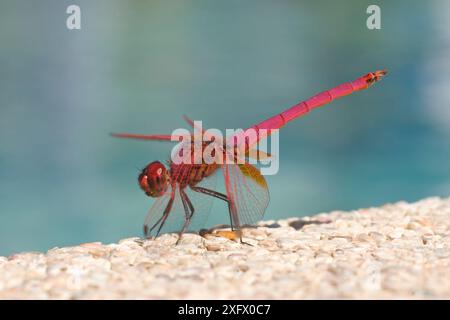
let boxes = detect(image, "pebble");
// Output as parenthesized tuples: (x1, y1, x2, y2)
(368, 231, 385, 242)
(354, 233, 371, 242)
(205, 244, 222, 252)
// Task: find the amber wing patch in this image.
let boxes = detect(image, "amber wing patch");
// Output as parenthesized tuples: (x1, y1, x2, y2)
(237, 163, 268, 188)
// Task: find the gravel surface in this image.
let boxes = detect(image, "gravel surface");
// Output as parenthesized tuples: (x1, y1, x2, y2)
(1, 197, 450, 299)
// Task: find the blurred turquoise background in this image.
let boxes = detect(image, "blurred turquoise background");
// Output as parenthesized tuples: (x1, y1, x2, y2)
(1, 0, 450, 255)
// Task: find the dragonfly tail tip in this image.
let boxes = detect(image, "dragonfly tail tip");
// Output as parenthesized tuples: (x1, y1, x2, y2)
(365, 69, 387, 86)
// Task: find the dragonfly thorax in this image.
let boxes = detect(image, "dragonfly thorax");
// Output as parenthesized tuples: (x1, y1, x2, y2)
(138, 161, 170, 198)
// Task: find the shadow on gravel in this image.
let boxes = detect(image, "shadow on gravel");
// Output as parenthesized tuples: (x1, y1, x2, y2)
(288, 219, 331, 230)
(260, 222, 282, 228)
(197, 218, 332, 234)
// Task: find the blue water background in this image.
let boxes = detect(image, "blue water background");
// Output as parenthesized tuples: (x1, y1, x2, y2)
(1, 1, 450, 255)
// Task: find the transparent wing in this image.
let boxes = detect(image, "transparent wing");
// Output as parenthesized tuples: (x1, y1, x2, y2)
(143, 188, 175, 236)
(222, 163, 270, 228)
(183, 169, 218, 231)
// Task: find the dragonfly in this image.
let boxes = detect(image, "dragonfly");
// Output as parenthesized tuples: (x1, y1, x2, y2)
(112, 70, 386, 243)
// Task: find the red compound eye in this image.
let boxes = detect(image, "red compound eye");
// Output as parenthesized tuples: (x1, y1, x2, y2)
(138, 161, 169, 197)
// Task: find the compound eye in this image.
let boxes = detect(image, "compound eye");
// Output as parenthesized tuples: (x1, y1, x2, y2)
(139, 174, 149, 191)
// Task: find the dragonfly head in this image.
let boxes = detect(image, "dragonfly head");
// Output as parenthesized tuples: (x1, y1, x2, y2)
(138, 161, 170, 197)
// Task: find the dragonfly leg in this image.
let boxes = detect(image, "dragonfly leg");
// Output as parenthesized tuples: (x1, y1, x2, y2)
(181, 188, 195, 218)
(155, 196, 175, 237)
(191, 186, 251, 245)
(144, 215, 163, 238)
(176, 188, 195, 245)
(144, 193, 175, 239)
(238, 232, 253, 246)
(190, 186, 236, 232)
